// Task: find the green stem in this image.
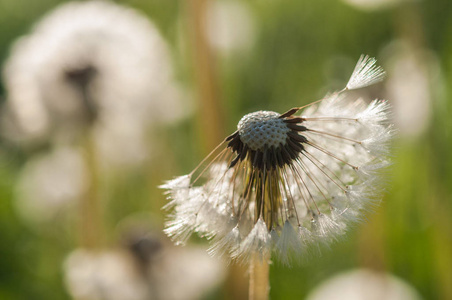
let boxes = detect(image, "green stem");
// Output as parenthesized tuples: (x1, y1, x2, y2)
(79, 132, 103, 249)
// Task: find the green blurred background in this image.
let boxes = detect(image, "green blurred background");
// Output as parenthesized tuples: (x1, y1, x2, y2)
(0, 0, 451, 299)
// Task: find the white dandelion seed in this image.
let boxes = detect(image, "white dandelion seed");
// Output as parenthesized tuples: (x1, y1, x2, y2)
(162, 56, 393, 264)
(346, 55, 386, 90)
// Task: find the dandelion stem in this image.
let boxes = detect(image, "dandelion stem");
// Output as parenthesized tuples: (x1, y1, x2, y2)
(249, 254, 270, 300)
(79, 132, 103, 248)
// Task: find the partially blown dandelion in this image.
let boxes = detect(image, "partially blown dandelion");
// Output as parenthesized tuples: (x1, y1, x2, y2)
(162, 55, 393, 264)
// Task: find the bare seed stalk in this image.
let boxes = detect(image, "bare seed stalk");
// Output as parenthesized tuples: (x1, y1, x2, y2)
(79, 132, 103, 249)
(249, 254, 270, 300)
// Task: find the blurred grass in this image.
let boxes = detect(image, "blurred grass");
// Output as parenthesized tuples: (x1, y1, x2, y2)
(0, 0, 451, 299)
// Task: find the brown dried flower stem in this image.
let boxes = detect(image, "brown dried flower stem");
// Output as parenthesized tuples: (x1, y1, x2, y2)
(187, 0, 225, 152)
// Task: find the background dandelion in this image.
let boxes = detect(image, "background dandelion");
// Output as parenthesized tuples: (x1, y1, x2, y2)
(2, 0, 188, 164)
(64, 228, 225, 300)
(0, 0, 451, 299)
(14, 146, 88, 224)
(306, 269, 422, 300)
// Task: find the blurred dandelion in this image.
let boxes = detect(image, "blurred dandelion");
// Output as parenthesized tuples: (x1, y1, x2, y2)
(15, 146, 87, 223)
(64, 228, 225, 300)
(341, 0, 411, 11)
(2, 0, 187, 167)
(162, 55, 393, 265)
(384, 41, 437, 138)
(306, 269, 422, 300)
(64, 248, 151, 300)
(206, 0, 257, 57)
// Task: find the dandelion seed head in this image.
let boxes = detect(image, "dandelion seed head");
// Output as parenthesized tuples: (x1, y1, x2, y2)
(162, 55, 393, 265)
(2, 0, 188, 164)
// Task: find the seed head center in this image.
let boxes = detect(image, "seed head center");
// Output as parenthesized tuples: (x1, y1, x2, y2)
(237, 111, 290, 151)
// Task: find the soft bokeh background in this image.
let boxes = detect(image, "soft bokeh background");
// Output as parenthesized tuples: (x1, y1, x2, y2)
(0, 0, 451, 299)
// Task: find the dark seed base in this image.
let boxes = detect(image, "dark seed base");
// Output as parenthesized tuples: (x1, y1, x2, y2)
(226, 116, 308, 171)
